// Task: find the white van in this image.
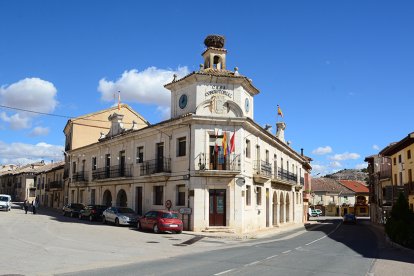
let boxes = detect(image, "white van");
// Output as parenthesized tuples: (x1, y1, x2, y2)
(0, 194, 12, 211)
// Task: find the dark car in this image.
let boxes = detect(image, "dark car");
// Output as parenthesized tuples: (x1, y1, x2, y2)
(62, 203, 85, 217)
(102, 207, 140, 226)
(343, 213, 357, 224)
(137, 210, 183, 234)
(78, 204, 107, 221)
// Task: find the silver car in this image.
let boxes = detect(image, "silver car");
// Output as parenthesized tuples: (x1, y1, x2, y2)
(102, 207, 139, 226)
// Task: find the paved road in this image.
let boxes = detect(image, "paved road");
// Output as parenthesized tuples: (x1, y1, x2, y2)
(60, 219, 414, 276)
(2, 204, 414, 276)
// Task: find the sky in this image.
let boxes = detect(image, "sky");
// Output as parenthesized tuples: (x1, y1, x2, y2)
(0, 0, 413, 176)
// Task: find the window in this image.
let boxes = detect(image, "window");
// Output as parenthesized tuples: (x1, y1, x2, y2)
(245, 139, 251, 158)
(398, 155, 402, 163)
(399, 172, 403, 185)
(92, 157, 97, 171)
(177, 137, 186, 157)
(256, 186, 262, 205)
(153, 186, 163, 205)
(393, 157, 396, 165)
(394, 174, 397, 185)
(72, 162, 77, 173)
(408, 150, 412, 160)
(265, 150, 269, 163)
(136, 146, 144, 163)
(177, 185, 186, 206)
(246, 185, 251, 206)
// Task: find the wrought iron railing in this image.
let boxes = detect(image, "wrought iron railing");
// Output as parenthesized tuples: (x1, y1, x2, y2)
(140, 158, 171, 175)
(197, 154, 241, 171)
(49, 181, 63, 189)
(92, 165, 133, 180)
(72, 171, 89, 182)
(254, 160, 272, 177)
(300, 177, 304, 185)
(275, 168, 298, 184)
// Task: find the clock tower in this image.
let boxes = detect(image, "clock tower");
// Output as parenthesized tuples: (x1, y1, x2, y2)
(164, 35, 259, 120)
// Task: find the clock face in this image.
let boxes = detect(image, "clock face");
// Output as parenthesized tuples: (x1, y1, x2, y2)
(179, 94, 188, 109)
(245, 98, 250, 112)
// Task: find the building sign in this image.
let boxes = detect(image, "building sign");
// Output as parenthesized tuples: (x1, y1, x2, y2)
(179, 207, 192, 215)
(204, 85, 232, 98)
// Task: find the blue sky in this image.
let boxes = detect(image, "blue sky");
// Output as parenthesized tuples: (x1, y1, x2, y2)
(0, 0, 413, 175)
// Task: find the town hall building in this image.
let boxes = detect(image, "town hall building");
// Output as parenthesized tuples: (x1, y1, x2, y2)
(66, 35, 311, 233)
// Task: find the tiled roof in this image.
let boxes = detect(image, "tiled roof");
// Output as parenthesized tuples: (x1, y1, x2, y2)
(338, 180, 369, 194)
(311, 178, 354, 194)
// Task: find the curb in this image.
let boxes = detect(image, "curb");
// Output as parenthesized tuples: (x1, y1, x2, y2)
(368, 222, 414, 253)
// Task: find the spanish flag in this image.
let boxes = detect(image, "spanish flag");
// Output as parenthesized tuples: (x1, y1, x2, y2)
(222, 131, 227, 156)
(277, 105, 283, 118)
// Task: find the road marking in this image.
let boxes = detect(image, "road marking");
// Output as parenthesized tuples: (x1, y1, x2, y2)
(282, 250, 291, 254)
(214, 268, 236, 275)
(305, 221, 342, 246)
(265, 254, 278, 260)
(295, 246, 302, 250)
(245, 261, 261, 266)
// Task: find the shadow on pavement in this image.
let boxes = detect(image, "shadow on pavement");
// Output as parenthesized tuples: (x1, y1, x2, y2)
(305, 216, 414, 265)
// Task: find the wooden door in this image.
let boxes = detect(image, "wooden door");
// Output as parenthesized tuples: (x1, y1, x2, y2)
(209, 189, 226, 226)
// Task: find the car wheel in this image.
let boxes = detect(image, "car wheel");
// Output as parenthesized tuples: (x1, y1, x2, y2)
(102, 216, 107, 224)
(115, 218, 120, 227)
(153, 224, 160, 234)
(89, 215, 93, 222)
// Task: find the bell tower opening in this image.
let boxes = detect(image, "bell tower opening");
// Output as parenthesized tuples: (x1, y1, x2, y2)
(202, 35, 227, 71)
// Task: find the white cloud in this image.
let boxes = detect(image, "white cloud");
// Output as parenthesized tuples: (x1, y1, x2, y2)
(98, 66, 189, 118)
(330, 152, 360, 161)
(29, 126, 50, 137)
(372, 144, 380, 151)
(355, 163, 367, 170)
(0, 78, 58, 129)
(0, 141, 64, 164)
(329, 161, 342, 168)
(312, 146, 332, 155)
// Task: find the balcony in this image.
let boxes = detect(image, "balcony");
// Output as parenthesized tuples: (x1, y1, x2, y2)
(140, 158, 171, 176)
(49, 181, 63, 189)
(92, 165, 133, 180)
(196, 154, 241, 177)
(72, 171, 89, 183)
(271, 167, 298, 186)
(253, 160, 272, 183)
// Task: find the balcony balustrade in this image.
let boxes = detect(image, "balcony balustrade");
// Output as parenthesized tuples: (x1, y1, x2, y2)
(49, 180, 63, 189)
(72, 171, 89, 182)
(140, 158, 171, 176)
(272, 167, 298, 185)
(93, 165, 132, 180)
(254, 160, 272, 177)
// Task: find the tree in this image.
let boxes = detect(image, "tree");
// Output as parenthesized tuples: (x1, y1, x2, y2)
(385, 192, 414, 248)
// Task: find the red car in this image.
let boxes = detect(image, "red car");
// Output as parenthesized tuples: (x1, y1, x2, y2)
(137, 210, 183, 234)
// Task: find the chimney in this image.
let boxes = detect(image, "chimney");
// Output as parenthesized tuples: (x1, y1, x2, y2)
(301, 148, 304, 156)
(276, 122, 286, 143)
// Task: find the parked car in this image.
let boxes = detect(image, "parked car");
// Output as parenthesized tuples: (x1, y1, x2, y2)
(62, 203, 85, 217)
(308, 208, 322, 217)
(0, 194, 11, 212)
(137, 210, 183, 234)
(78, 204, 107, 221)
(102, 207, 139, 226)
(343, 213, 357, 224)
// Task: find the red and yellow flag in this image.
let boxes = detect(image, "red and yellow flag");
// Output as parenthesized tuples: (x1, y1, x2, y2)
(277, 105, 283, 118)
(222, 131, 227, 156)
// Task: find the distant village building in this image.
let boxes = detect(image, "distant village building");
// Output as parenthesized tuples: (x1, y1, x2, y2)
(65, 35, 311, 233)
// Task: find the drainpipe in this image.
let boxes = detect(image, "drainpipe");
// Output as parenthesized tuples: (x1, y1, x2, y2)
(187, 123, 192, 231)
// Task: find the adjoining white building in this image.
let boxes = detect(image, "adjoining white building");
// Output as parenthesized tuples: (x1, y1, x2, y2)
(66, 35, 311, 233)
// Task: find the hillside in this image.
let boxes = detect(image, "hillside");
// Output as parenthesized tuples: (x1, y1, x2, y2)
(324, 169, 368, 183)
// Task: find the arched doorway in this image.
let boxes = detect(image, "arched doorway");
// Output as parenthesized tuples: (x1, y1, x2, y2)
(116, 189, 127, 207)
(280, 192, 285, 224)
(102, 190, 112, 207)
(272, 191, 278, 226)
(286, 192, 290, 222)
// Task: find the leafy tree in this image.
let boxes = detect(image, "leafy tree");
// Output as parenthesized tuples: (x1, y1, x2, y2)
(385, 192, 414, 248)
